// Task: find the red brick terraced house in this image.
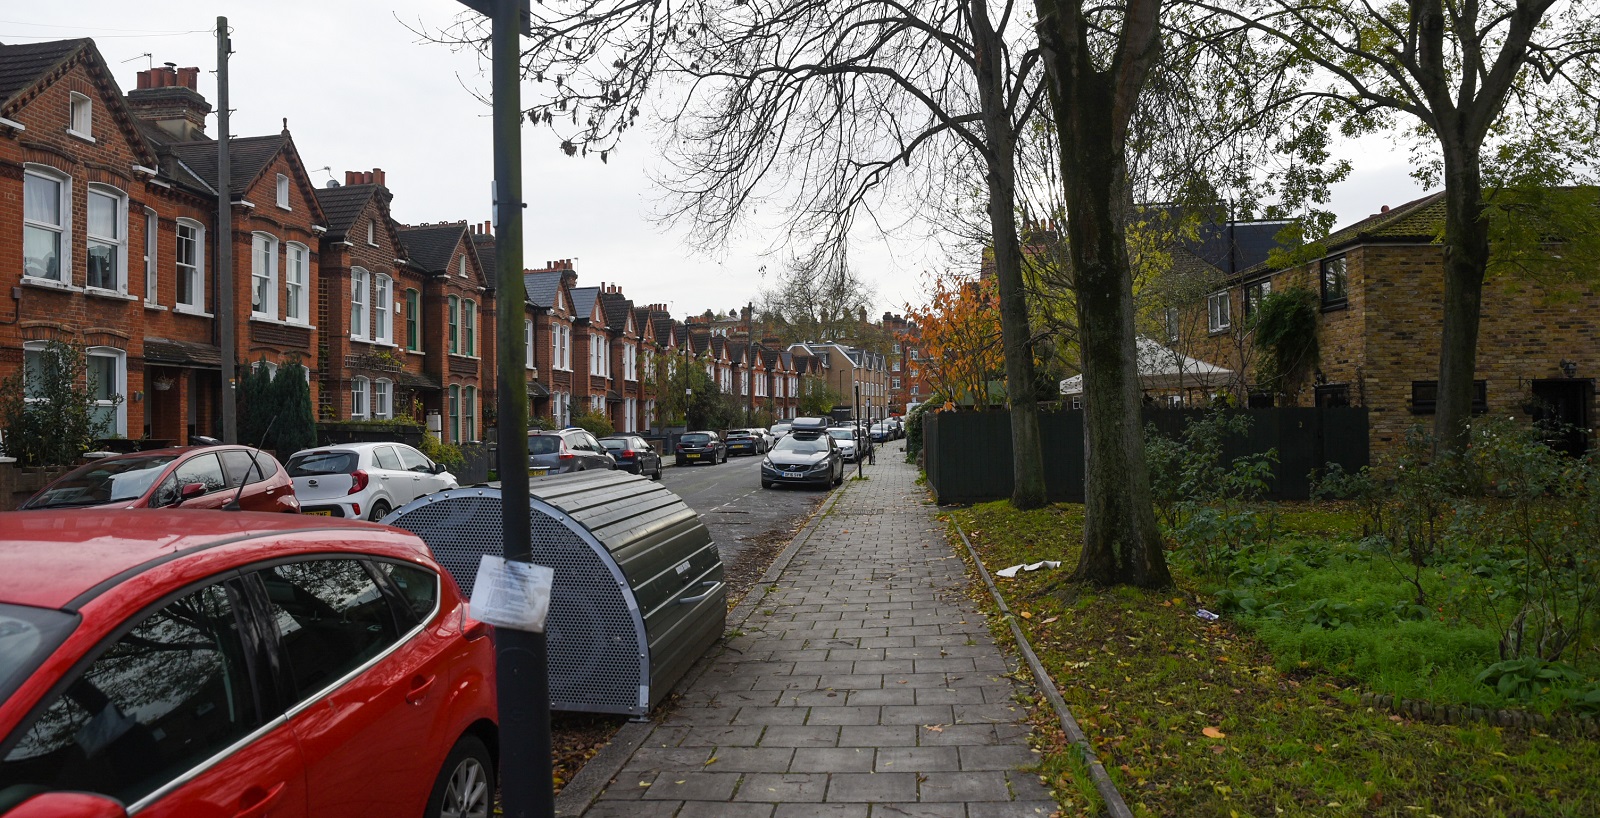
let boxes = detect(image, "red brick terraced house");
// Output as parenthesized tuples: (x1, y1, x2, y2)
(472, 222, 546, 426)
(598, 286, 642, 432)
(397, 222, 488, 444)
(1179, 191, 1600, 458)
(524, 262, 578, 426)
(633, 302, 658, 429)
(313, 169, 438, 424)
(567, 284, 610, 421)
(1, 40, 326, 448)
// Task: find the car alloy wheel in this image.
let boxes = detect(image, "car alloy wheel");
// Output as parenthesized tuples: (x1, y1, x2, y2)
(428, 735, 494, 818)
(368, 500, 391, 522)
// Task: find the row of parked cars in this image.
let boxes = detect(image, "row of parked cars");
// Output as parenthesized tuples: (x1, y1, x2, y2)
(2, 442, 497, 817)
(18, 441, 460, 523)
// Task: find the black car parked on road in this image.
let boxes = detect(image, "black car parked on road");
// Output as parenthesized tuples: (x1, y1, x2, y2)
(761, 426, 844, 489)
(676, 431, 728, 465)
(599, 435, 663, 479)
(725, 429, 768, 456)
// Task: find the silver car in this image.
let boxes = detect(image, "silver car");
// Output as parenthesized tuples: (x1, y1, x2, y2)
(287, 441, 457, 520)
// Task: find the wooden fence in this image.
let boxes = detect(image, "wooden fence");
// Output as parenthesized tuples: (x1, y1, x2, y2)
(923, 407, 1369, 504)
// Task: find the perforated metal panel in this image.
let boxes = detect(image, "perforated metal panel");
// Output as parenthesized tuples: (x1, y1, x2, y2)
(386, 488, 651, 716)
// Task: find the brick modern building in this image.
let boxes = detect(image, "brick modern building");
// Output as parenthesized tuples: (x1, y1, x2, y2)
(1179, 191, 1600, 457)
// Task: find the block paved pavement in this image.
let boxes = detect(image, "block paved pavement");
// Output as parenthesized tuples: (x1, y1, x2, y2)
(565, 451, 1057, 818)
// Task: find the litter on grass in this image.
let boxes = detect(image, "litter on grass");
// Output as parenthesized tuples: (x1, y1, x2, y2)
(1194, 608, 1220, 621)
(995, 560, 1063, 578)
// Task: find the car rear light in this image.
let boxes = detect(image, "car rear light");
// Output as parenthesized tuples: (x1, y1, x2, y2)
(621, 449, 634, 457)
(559, 441, 574, 461)
(348, 469, 369, 494)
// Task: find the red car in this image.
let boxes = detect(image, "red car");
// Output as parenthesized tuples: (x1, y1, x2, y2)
(0, 511, 497, 818)
(19, 446, 299, 513)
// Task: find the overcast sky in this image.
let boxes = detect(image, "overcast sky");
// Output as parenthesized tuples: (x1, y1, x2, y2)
(7, 2, 1425, 320)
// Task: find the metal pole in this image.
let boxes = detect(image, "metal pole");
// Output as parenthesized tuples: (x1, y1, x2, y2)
(855, 383, 863, 479)
(746, 302, 755, 426)
(216, 17, 235, 443)
(489, 0, 552, 815)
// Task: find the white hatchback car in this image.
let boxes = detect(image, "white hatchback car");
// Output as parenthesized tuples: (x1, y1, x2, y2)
(286, 442, 458, 520)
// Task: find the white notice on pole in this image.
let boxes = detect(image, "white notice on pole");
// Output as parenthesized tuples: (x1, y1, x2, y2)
(469, 554, 555, 633)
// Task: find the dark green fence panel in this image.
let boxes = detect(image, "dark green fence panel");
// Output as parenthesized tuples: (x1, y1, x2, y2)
(924, 407, 1368, 504)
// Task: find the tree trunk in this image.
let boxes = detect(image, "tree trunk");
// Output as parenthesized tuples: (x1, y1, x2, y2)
(1433, 146, 1489, 457)
(972, 0, 1047, 510)
(1035, 0, 1171, 588)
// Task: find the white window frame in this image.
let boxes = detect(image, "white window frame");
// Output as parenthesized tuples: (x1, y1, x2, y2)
(350, 267, 370, 341)
(1207, 291, 1231, 334)
(86, 346, 126, 436)
(143, 208, 158, 304)
(85, 184, 128, 294)
(251, 232, 279, 318)
(463, 299, 477, 357)
(174, 219, 205, 312)
(624, 343, 636, 381)
(373, 378, 392, 420)
(448, 385, 461, 441)
(367, 220, 378, 246)
(525, 319, 535, 369)
(285, 242, 310, 324)
(68, 92, 93, 140)
(351, 376, 370, 419)
(447, 296, 460, 355)
(373, 274, 393, 344)
(275, 173, 291, 210)
(23, 166, 71, 284)
(1165, 307, 1180, 343)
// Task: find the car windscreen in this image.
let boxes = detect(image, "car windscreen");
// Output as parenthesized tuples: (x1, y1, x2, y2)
(827, 429, 855, 440)
(22, 455, 180, 508)
(775, 436, 829, 454)
(769, 425, 790, 434)
(681, 433, 711, 445)
(0, 602, 78, 703)
(286, 451, 358, 477)
(528, 435, 562, 455)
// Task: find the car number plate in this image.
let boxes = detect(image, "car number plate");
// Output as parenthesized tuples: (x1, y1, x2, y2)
(782, 471, 804, 478)
(685, 453, 699, 459)
(529, 468, 548, 477)
(304, 510, 333, 516)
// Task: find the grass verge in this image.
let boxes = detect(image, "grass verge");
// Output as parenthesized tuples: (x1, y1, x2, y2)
(947, 501, 1600, 818)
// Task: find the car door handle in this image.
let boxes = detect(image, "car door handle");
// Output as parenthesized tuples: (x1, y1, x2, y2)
(406, 674, 437, 705)
(235, 782, 286, 818)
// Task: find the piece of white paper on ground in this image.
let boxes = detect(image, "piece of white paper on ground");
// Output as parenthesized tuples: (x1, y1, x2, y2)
(470, 555, 555, 633)
(995, 560, 1062, 578)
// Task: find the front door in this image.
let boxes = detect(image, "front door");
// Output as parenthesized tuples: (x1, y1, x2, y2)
(1529, 379, 1594, 457)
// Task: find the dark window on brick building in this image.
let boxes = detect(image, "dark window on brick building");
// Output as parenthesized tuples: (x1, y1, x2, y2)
(1321, 255, 1348, 309)
(1314, 384, 1351, 408)
(1411, 380, 1487, 414)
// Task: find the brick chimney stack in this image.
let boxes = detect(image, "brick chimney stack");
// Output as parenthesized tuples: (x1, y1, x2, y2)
(343, 169, 387, 188)
(126, 63, 212, 141)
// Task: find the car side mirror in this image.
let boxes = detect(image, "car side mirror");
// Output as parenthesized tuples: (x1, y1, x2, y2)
(176, 482, 207, 504)
(6, 792, 129, 818)
(431, 463, 447, 474)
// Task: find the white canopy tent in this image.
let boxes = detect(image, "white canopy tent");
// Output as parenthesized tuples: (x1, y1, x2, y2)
(1059, 337, 1234, 397)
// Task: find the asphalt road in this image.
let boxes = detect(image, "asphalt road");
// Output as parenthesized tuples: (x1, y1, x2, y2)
(658, 451, 829, 568)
